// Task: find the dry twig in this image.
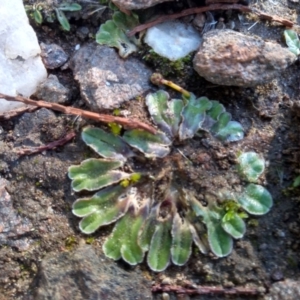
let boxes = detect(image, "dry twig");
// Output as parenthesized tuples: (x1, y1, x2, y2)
(128, 4, 294, 37)
(15, 131, 76, 156)
(0, 93, 157, 134)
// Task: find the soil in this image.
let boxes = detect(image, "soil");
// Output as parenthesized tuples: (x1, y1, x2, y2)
(1, 0, 300, 299)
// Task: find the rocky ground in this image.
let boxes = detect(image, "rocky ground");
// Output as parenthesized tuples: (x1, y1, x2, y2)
(1, 0, 300, 299)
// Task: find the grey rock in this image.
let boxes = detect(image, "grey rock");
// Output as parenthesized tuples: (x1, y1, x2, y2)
(32, 244, 152, 300)
(264, 279, 300, 300)
(70, 43, 152, 110)
(76, 26, 90, 40)
(112, 0, 172, 10)
(193, 29, 297, 87)
(40, 43, 69, 69)
(0, 178, 33, 251)
(35, 75, 70, 104)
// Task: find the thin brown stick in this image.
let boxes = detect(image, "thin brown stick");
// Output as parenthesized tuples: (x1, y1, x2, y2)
(0, 93, 157, 134)
(128, 4, 294, 37)
(152, 284, 264, 296)
(15, 131, 76, 156)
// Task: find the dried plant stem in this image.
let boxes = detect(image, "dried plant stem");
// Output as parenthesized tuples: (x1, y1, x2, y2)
(0, 93, 157, 134)
(16, 131, 76, 156)
(150, 73, 191, 98)
(152, 284, 264, 296)
(128, 4, 294, 37)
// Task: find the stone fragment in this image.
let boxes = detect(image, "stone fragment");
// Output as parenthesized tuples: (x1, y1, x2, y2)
(0, 0, 47, 114)
(69, 43, 152, 110)
(0, 178, 33, 251)
(193, 29, 296, 87)
(145, 21, 201, 61)
(40, 43, 69, 69)
(112, 0, 172, 10)
(264, 279, 300, 300)
(32, 244, 152, 300)
(35, 75, 70, 104)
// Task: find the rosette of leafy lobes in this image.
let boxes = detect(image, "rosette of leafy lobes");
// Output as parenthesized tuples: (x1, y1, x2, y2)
(69, 81, 272, 271)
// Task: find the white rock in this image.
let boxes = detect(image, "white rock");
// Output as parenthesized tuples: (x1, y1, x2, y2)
(144, 21, 201, 61)
(0, 0, 47, 113)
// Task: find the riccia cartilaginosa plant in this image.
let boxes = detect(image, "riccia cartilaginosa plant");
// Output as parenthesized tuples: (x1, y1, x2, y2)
(68, 74, 273, 272)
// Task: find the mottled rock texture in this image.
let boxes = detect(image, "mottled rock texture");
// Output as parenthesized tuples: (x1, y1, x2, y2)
(193, 29, 296, 87)
(264, 280, 300, 300)
(35, 75, 70, 104)
(0, 178, 32, 251)
(32, 245, 152, 300)
(112, 0, 172, 9)
(70, 43, 152, 110)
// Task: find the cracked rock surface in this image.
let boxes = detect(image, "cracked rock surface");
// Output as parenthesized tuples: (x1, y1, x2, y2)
(193, 29, 297, 87)
(31, 244, 152, 300)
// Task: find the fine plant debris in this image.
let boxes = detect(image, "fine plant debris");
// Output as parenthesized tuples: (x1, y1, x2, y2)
(68, 76, 273, 272)
(25, 2, 82, 31)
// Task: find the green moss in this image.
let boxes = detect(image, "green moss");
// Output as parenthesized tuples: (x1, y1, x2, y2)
(248, 219, 259, 227)
(65, 236, 77, 250)
(85, 236, 95, 244)
(142, 48, 192, 77)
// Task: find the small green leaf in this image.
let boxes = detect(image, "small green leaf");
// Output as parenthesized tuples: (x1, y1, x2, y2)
(58, 3, 82, 11)
(68, 158, 130, 192)
(201, 100, 225, 131)
(138, 206, 158, 251)
(237, 152, 265, 182)
(33, 9, 43, 24)
(146, 90, 183, 138)
(96, 20, 137, 58)
(207, 222, 233, 257)
(103, 204, 147, 264)
(179, 95, 212, 140)
(112, 11, 139, 32)
(284, 29, 300, 56)
(222, 212, 246, 239)
(293, 175, 300, 187)
(72, 185, 132, 234)
(214, 121, 244, 142)
(123, 129, 171, 158)
(55, 8, 70, 31)
(82, 127, 134, 162)
(206, 101, 225, 121)
(210, 111, 230, 133)
(171, 213, 193, 266)
(147, 217, 172, 272)
(237, 184, 273, 215)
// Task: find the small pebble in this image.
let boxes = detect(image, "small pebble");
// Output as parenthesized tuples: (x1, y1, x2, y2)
(40, 43, 69, 69)
(76, 26, 90, 40)
(271, 270, 284, 282)
(161, 292, 170, 300)
(161, 277, 173, 285)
